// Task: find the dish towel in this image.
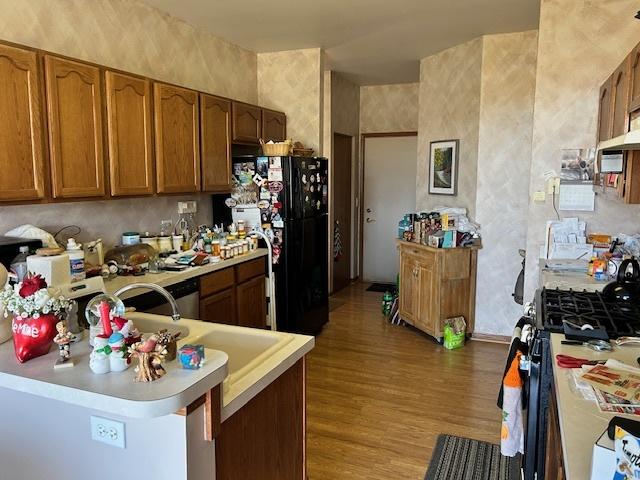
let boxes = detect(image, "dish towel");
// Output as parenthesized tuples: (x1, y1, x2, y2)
(501, 350, 524, 457)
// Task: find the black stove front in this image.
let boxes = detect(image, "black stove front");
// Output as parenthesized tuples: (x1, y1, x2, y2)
(540, 288, 640, 338)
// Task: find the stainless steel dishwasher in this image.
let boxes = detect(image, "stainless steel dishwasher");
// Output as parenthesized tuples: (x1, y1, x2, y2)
(124, 278, 200, 319)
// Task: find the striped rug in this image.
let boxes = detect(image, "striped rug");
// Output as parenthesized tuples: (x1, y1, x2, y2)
(425, 435, 520, 480)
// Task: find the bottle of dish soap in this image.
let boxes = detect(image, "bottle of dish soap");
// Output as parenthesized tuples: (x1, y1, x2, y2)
(66, 238, 85, 282)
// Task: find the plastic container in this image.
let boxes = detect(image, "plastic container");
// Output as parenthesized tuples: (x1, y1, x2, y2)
(10, 246, 30, 283)
(66, 238, 86, 282)
(121, 232, 140, 245)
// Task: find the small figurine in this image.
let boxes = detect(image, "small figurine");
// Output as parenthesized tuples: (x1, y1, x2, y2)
(129, 333, 168, 382)
(156, 329, 181, 361)
(53, 321, 74, 369)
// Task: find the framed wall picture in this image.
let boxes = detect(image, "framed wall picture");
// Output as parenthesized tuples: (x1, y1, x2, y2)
(429, 139, 459, 195)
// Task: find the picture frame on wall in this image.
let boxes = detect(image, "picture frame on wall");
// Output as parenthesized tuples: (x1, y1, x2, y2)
(428, 139, 459, 195)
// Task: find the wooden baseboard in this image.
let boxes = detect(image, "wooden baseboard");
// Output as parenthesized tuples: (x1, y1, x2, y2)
(470, 333, 511, 344)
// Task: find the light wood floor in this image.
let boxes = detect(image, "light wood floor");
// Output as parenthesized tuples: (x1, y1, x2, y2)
(306, 282, 509, 480)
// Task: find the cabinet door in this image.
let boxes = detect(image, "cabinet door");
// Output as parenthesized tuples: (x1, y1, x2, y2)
(45, 56, 105, 198)
(105, 71, 154, 196)
(232, 102, 261, 144)
(597, 76, 613, 142)
(154, 83, 200, 193)
(0, 44, 46, 202)
(629, 43, 640, 113)
(417, 262, 438, 337)
(399, 252, 418, 324)
(200, 93, 231, 192)
(611, 58, 631, 138)
(200, 288, 236, 325)
(236, 275, 266, 329)
(261, 109, 286, 142)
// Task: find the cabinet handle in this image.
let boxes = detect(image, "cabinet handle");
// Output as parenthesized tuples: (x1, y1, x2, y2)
(412, 267, 418, 277)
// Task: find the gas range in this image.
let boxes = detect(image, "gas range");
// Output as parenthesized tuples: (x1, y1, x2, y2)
(536, 288, 640, 339)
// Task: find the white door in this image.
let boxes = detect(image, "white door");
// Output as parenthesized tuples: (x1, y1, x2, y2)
(362, 135, 417, 283)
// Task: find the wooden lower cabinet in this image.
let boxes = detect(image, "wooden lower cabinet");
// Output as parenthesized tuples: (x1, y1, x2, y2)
(198, 257, 267, 328)
(236, 275, 266, 328)
(398, 241, 477, 339)
(199, 287, 236, 325)
(545, 389, 566, 480)
(215, 358, 305, 480)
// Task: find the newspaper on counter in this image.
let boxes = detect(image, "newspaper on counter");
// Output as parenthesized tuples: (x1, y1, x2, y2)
(581, 364, 640, 403)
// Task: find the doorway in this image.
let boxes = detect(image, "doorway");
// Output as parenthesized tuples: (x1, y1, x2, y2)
(361, 133, 417, 283)
(332, 133, 353, 292)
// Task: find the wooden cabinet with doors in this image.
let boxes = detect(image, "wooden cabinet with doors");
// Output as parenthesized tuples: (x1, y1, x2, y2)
(261, 108, 287, 142)
(610, 57, 631, 138)
(0, 44, 46, 202)
(105, 71, 154, 196)
(200, 93, 232, 192)
(199, 256, 267, 328)
(597, 75, 613, 142)
(629, 43, 640, 113)
(232, 101, 261, 144)
(153, 82, 200, 193)
(397, 241, 477, 340)
(44, 56, 105, 199)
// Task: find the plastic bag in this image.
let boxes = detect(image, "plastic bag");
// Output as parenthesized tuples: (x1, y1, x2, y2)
(4, 224, 59, 248)
(443, 316, 466, 350)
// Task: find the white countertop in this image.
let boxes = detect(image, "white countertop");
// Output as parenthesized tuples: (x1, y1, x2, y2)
(551, 333, 640, 479)
(0, 337, 228, 419)
(540, 270, 607, 292)
(104, 249, 268, 299)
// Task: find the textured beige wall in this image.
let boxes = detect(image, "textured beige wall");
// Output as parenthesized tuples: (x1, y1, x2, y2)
(523, 0, 640, 299)
(0, 0, 257, 102)
(257, 48, 324, 153)
(476, 31, 538, 335)
(360, 83, 419, 133)
(417, 38, 483, 217)
(0, 0, 258, 246)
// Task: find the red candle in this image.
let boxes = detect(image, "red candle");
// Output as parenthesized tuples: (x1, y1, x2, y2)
(99, 300, 113, 337)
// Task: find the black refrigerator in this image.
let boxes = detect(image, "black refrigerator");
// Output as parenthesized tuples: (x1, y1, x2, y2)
(215, 155, 329, 335)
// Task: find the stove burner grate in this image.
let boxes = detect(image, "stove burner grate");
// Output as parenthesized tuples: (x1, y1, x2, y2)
(541, 288, 640, 338)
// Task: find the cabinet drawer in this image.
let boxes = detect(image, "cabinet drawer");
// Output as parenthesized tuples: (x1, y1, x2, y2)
(235, 257, 266, 283)
(200, 267, 235, 298)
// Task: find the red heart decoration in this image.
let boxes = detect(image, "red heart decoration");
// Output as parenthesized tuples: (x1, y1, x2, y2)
(12, 314, 59, 363)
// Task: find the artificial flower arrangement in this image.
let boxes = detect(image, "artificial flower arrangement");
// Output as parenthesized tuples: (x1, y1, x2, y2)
(0, 274, 71, 363)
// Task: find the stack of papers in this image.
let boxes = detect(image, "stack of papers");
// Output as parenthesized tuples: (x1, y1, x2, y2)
(544, 259, 590, 273)
(580, 360, 640, 415)
(544, 217, 593, 259)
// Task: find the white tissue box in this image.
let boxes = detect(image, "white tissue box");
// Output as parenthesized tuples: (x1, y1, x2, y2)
(26, 254, 71, 286)
(591, 429, 615, 479)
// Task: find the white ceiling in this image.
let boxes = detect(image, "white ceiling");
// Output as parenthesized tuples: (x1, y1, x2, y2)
(142, 0, 540, 85)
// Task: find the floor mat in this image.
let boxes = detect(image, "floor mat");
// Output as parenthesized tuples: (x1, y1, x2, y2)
(425, 434, 520, 480)
(365, 283, 396, 293)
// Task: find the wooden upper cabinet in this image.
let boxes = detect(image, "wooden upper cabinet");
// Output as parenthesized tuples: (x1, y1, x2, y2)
(232, 101, 261, 144)
(629, 43, 640, 113)
(105, 71, 154, 196)
(154, 83, 200, 193)
(0, 44, 46, 202)
(597, 76, 613, 142)
(200, 93, 232, 192)
(45, 56, 105, 198)
(611, 57, 631, 138)
(262, 109, 286, 142)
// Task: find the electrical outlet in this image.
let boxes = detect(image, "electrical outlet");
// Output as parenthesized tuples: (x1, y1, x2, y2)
(547, 177, 560, 195)
(91, 416, 126, 449)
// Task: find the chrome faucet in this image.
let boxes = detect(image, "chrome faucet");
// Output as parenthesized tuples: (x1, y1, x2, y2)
(112, 283, 181, 322)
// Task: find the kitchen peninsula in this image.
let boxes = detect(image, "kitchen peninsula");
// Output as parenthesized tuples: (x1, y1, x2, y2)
(0, 311, 313, 480)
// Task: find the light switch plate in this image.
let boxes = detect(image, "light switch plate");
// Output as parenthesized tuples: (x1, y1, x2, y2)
(533, 191, 546, 202)
(178, 201, 197, 214)
(91, 415, 126, 449)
